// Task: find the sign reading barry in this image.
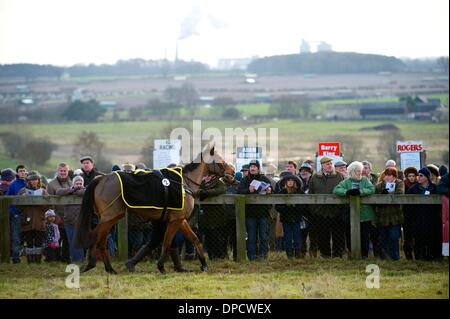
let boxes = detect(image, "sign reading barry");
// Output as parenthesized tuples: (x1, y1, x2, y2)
(316, 142, 343, 169)
(397, 140, 424, 171)
(318, 142, 340, 156)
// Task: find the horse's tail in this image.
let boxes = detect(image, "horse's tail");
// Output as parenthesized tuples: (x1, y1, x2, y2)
(74, 176, 103, 249)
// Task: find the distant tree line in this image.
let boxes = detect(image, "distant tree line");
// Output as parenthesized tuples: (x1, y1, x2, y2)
(247, 52, 408, 75)
(0, 59, 209, 78)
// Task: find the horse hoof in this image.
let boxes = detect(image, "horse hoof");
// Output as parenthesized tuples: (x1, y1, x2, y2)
(106, 268, 117, 275)
(157, 265, 166, 274)
(80, 264, 95, 273)
(200, 265, 208, 272)
(125, 261, 135, 273)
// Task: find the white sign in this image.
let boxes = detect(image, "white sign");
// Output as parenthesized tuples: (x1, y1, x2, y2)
(153, 139, 181, 169)
(236, 146, 263, 172)
(399, 152, 421, 171)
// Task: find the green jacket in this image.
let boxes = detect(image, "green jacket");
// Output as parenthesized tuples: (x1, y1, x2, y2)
(198, 177, 227, 229)
(333, 177, 376, 222)
(375, 180, 404, 226)
(309, 170, 345, 218)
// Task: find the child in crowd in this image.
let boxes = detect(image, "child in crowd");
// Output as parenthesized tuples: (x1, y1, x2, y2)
(44, 209, 60, 262)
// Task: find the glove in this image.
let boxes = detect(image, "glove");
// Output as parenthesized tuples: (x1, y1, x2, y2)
(346, 189, 361, 196)
(381, 189, 389, 194)
(49, 242, 57, 249)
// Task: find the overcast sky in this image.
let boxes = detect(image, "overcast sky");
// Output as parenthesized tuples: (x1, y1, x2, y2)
(0, 0, 448, 67)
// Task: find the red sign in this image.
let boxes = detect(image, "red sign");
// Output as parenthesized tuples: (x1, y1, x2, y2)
(396, 141, 424, 153)
(318, 142, 340, 156)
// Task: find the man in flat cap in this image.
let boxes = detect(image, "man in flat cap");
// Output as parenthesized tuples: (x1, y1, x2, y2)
(308, 156, 346, 258)
(334, 160, 348, 178)
(79, 156, 104, 186)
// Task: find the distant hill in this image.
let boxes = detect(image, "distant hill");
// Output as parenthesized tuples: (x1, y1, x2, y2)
(247, 52, 407, 75)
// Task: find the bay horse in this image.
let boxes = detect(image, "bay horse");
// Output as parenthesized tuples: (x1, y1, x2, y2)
(74, 144, 235, 274)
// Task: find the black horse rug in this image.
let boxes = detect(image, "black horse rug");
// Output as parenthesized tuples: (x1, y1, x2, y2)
(114, 168, 184, 210)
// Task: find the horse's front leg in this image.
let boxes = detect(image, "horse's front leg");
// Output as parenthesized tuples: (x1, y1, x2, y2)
(180, 219, 208, 271)
(157, 218, 183, 274)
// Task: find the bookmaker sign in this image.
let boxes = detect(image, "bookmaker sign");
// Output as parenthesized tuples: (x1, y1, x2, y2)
(397, 141, 424, 171)
(316, 142, 343, 169)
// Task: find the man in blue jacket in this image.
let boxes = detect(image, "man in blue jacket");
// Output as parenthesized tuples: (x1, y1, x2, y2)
(6, 165, 27, 263)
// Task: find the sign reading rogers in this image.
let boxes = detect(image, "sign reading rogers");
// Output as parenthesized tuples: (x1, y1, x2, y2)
(396, 141, 424, 153)
(318, 142, 340, 156)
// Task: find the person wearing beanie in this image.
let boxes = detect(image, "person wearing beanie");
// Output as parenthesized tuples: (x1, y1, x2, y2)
(6, 165, 27, 263)
(240, 164, 250, 179)
(427, 164, 440, 184)
(0, 168, 16, 195)
(274, 161, 298, 193)
(46, 163, 72, 263)
(405, 167, 441, 261)
(56, 175, 85, 263)
(44, 209, 61, 262)
(404, 167, 418, 193)
(275, 172, 304, 259)
(237, 159, 273, 261)
(19, 171, 48, 264)
(374, 167, 405, 260)
(298, 162, 313, 193)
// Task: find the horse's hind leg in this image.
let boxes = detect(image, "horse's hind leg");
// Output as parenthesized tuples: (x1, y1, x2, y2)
(157, 219, 183, 274)
(96, 220, 120, 274)
(80, 231, 98, 273)
(180, 219, 208, 272)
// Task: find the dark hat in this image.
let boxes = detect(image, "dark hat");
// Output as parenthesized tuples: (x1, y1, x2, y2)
(418, 167, 431, 181)
(426, 164, 439, 178)
(80, 156, 94, 163)
(299, 162, 313, 173)
(234, 171, 243, 182)
(334, 160, 347, 167)
(249, 160, 260, 170)
(135, 163, 148, 170)
(439, 165, 448, 177)
(320, 156, 333, 165)
(404, 167, 418, 176)
(1, 168, 16, 182)
(26, 171, 41, 181)
(280, 172, 302, 189)
(240, 164, 250, 172)
(111, 164, 121, 172)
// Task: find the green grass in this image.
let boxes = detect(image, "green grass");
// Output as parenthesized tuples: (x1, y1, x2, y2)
(0, 258, 447, 298)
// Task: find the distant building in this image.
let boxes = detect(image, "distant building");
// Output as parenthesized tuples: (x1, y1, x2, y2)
(300, 39, 311, 54)
(317, 41, 333, 52)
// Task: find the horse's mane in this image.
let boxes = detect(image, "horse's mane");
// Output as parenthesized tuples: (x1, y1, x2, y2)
(183, 162, 201, 173)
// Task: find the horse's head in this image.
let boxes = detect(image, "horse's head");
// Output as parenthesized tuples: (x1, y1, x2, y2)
(202, 144, 235, 184)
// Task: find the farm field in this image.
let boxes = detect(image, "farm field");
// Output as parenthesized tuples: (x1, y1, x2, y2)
(0, 119, 448, 176)
(0, 257, 447, 299)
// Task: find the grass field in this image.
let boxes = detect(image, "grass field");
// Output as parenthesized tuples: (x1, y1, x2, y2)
(0, 119, 448, 175)
(0, 257, 447, 299)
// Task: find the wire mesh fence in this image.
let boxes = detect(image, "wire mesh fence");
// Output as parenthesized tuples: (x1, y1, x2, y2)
(0, 194, 445, 264)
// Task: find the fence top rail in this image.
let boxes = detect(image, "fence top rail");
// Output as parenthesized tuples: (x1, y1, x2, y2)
(0, 194, 442, 206)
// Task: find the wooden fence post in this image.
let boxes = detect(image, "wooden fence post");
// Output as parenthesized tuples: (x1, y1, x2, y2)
(0, 198, 11, 263)
(235, 195, 247, 262)
(349, 195, 362, 259)
(117, 209, 128, 262)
